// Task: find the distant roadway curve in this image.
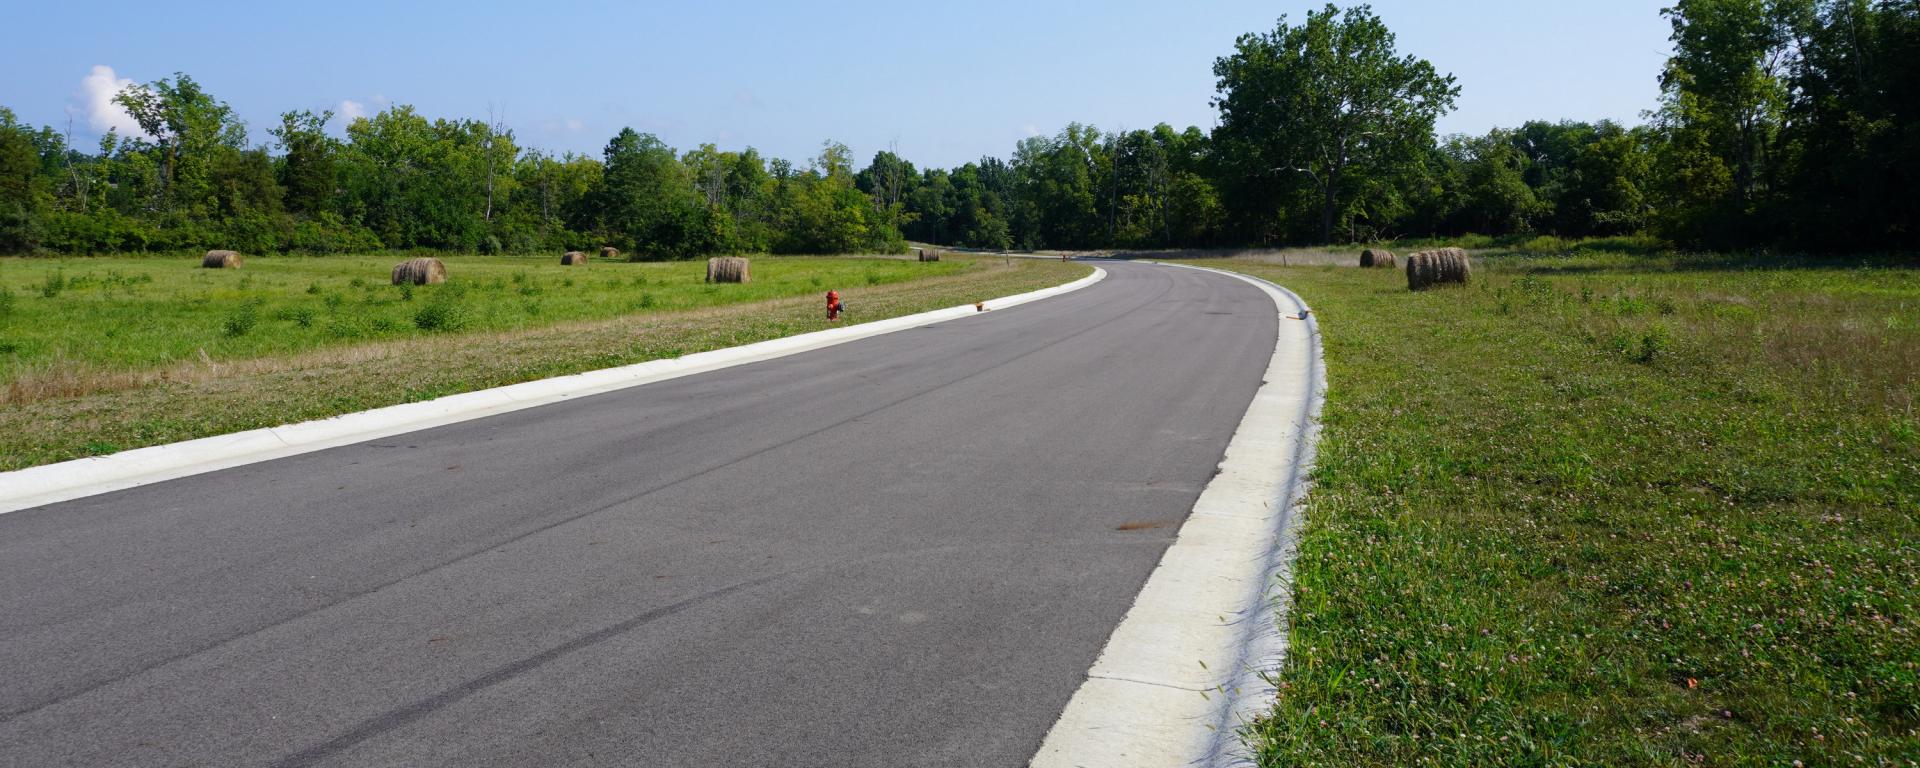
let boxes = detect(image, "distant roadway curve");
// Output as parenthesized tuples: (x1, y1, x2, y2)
(0, 261, 1279, 767)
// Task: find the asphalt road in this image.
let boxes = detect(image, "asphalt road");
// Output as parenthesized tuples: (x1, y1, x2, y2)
(0, 261, 1278, 768)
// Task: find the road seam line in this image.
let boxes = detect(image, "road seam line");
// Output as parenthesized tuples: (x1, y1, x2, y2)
(1030, 261, 1325, 768)
(0, 267, 1106, 514)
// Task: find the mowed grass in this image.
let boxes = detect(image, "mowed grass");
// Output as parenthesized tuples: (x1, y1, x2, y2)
(1174, 252, 1919, 765)
(0, 253, 964, 400)
(0, 255, 1085, 469)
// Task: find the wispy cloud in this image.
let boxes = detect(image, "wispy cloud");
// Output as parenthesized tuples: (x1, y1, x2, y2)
(333, 95, 391, 127)
(78, 65, 145, 137)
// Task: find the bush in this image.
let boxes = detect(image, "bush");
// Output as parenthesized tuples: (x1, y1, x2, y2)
(412, 298, 471, 332)
(39, 211, 157, 254)
(287, 213, 384, 253)
(222, 303, 259, 337)
(274, 305, 317, 328)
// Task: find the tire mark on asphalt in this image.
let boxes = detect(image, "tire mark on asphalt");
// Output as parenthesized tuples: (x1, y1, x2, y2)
(269, 573, 785, 768)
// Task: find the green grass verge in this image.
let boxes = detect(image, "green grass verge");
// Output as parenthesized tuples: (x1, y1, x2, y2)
(0, 255, 1085, 470)
(0, 253, 964, 378)
(1173, 252, 1918, 765)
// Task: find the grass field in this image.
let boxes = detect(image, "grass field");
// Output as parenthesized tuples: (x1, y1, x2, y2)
(0, 253, 966, 401)
(0, 254, 1085, 470)
(1176, 251, 1919, 765)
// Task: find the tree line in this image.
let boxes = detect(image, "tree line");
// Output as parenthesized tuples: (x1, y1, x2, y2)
(2, 1, 1913, 257)
(0, 88, 906, 258)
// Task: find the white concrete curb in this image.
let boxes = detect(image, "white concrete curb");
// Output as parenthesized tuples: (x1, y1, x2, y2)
(0, 268, 1107, 514)
(1031, 262, 1325, 768)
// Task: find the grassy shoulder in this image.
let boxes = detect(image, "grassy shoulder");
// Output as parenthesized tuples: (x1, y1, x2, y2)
(0, 255, 1087, 470)
(0, 253, 966, 394)
(1173, 253, 1918, 765)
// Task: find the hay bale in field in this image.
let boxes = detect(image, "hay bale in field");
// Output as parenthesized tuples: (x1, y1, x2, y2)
(202, 250, 243, 269)
(1360, 248, 1396, 268)
(391, 257, 448, 286)
(1405, 247, 1471, 291)
(919, 248, 941, 262)
(561, 251, 590, 266)
(705, 256, 751, 284)
(601, 246, 620, 260)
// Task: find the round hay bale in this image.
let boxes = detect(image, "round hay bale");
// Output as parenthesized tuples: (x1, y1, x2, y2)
(391, 257, 448, 286)
(202, 250, 243, 269)
(919, 248, 941, 263)
(705, 256, 751, 284)
(561, 251, 590, 266)
(1406, 248, 1471, 291)
(1360, 248, 1396, 268)
(601, 246, 620, 260)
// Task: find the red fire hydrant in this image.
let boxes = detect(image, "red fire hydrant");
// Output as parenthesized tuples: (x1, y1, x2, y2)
(826, 289, 842, 321)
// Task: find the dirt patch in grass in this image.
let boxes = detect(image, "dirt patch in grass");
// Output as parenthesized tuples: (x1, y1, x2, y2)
(0, 257, 1088, 470)
(1177, 253, 1919, 765)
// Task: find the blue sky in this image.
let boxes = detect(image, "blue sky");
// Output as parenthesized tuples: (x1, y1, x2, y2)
(0, 0, 1673, 168)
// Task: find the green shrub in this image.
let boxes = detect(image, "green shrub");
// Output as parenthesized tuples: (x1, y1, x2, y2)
(412, 299, 471, 332)
(222, 303, 259, 337)
(323, 315, 367, 339)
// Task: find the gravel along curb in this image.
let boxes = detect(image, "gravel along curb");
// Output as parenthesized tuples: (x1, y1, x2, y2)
(1031, 262, 1325, 768)
(0, 268, 1106, 514)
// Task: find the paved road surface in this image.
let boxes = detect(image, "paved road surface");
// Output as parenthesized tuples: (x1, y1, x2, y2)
(0, 261, 1277, 767)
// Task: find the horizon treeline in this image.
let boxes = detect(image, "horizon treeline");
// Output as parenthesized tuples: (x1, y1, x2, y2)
(2, 0, 1914, 258)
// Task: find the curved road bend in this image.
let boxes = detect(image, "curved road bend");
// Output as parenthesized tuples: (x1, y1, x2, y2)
(0, 261, 1278, 768)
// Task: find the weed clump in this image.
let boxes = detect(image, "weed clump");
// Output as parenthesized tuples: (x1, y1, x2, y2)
(222, 303, 259, 337)
(413, 298, 471, 332)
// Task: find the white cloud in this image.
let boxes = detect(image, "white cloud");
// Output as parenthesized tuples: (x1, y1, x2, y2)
(333, 96, 390, 126)
(78, 65, 145, 137)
